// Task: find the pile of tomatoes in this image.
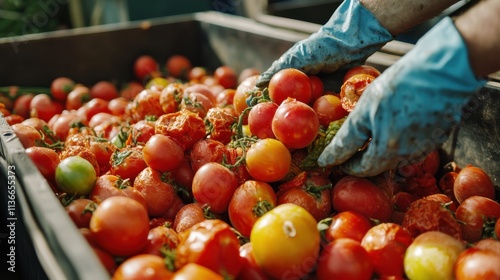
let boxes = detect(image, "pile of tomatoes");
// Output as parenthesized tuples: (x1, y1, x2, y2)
(2, 54, 500, 280)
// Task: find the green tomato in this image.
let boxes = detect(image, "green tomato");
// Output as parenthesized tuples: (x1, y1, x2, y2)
(55, 156, 97, 196)
(404, 231, 465, 280)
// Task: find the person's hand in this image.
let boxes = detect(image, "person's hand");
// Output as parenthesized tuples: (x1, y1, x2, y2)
(255, 0, 393, 87)
(317, 17, 487, 177)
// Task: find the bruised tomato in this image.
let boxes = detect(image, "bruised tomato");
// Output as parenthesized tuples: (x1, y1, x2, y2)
(139, 225, 179, 256)
(133, 167, 178, 217)
(189, 138, 228, 173)
(155, 109, 206, 151)
(343, 64, 381, 82)
(65, 198, 95, 228)
(340, 73, 375, 112)
(89, 174, 146, 208)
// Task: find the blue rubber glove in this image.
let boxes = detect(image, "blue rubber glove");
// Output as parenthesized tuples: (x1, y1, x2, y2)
(317, 17, 487, 177)
(256, 0, 393, 87)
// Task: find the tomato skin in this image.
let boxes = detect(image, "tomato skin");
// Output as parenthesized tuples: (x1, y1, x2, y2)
(66, 86, 91, 110)
(233, 75, 259, 116)
(143, 134, 184, 172)
(139, 225, 179, 256)
(343, 65, 381, 83)
(112, 254, 173, 280)
(455, 196, 500, 243)
(454, 247, 500, 280)
(238, 242, 268, 280)
(312, 94, 348, 127)
(251, 203, 320, 279)
(189, 139, 228, 173)
(110, 146, 148, 183)
(133, 167, 177, 217)
(55, 156, 97, 196)
(175, 219, 243, 279)
(171, 263, 223, 280)
(50, 77, 75, 102)
(340, 73, 375, 112)
(155, 109, 206, 151)
(247, 101, 278, 139)
(134, 55, 159, 81)
(192, 162, 239, 214)
(268, 68, 312, 105)
(308, 75, 324, 104)
(11, 123, 42, 148)
(12, 93, 35, 119)
(325, 210, 373, 243)
(332, 175, 393, 222)
(205, 107, 237, 144)
(173, 203, 210, 234)
(166, 55, 191, 79)
(89, 174, 147, 209)
(214, 65, 238, 89)
(25, 146, 60, 186)
(272, 98, 319, 149)
(228, 180, 277, 238)
(453, 165, 495, 204)
(91, 81, 119, 101)
(127, 89, 164, 122)
(65, 198, 95, 228)
(245, 138, 291, 183)
(361, 223, 413, 279)
(316, 238, 373, 280)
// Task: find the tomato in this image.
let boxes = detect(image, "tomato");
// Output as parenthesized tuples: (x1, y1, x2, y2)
(401, 198, 462, 239)
(143, 134, 184, 172)
(155, 109, 206, 151)
(50, 77, 75, 102)
(175, 219, 242, 278)
(496, 218, 500, 242)
(308, 75, 324, 104)
(133, 167, 177, 217)
(238, 242, 268, 280)
(55, 156, 97, 196)
(251, 203, 320, 279)
(171, 263, 223, 280)
(268, 68, 312, 105)
(120, 81, 144, 101)
(5, 114, 24, 125)
(316, 238, 373, 280)
(188, 66, 208, 82)
(454, 247, 500, 280)
(134, 55, 159, 81)
(12, 93, 35, 119)
(51, 111, 86, 141)
(92, 246, 117, 275)
(11, 123, 42, 149)
(228, 180, 277, 238)
(169, 157, 194, 196)
(184, 83, 217, 103)
(192, 162, 239, 214)
(276, 172, 332, 222)
(247, 101, 278, 139)
(25, 146, 60, 186)
(473, 238, 500, 255)
(455, 196, 500, 243)
(166, 54, 191, 79)
(189, 139, 228, 173)
(453, 165, 495, 204)
(332, 175, 393, 222)
(238, 68, 260, 84)
(272, 98, 319, 149)
(214, 65, 238, 89)
(205, 107, 236, 144)
(343, 64, 381, 82)
(65, 198, 95, 228)
(126, 89, 164, 122)
(215, 88, 236, 107)
(60, 145, 101, 175)
(361, 222, 413, 279)
(106, 97, 128, 117)
(233, 75, 259, 116)
(129, 120, 156, 145)
(245, 138, 291, 182)
(159, 83, 183, 114)
(90, 81, 119, 101)
(110, 146, 148, 183)
(140, 225, 179, 256)
(340, 73, 375, 112)
(89, 174, 146, 208)
(29, 93, 61, 122)
(145, 77, 170, 91)
(90, 196, 149, 257)
(312, 94, 348, 127)
(112, 254, 173, 280)
(404, 231, 465, 280)
(173, 203, 213, 234)
(424, 193, 457, 212)
(66, 86, 91, 110)
(325, 210, 373, 243)
(438, 171, 459, 205)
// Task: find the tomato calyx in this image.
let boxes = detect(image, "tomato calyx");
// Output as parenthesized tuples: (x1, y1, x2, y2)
(161, 172, 190, 198)
(482, 217, 499, 239)
(35, 125, 65, 151)
(113, 125, 131, 148)
(111, 149, 133, 167)
(159, 245, 177, 272)
(82, 200, 98, 215)
(252, 200, 274, 218)
(305, 182, 332, 200)
(224, 136, 257, 170)
(113, 176, 131, 190)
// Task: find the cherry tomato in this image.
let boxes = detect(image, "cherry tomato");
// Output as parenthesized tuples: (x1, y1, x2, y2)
(90, 196, 149, 257)
(189, 139, 228, 173)
(238, 242, 268, 280)
(245, 138, 291, 182)
(139, 225, 179, 256)
(25, 146, 60, 186)
(272, 98, 319, 149)
(65, 198, 95, 228)
(332, 175, 393, 222)
(173, 203, 212, 234)
(238, 68, 260, 84)
(11, 123, 42, 149)
(127, 89, 164, 122)
(93, 246, 117, 275)
(155, 109, 206, 151)
(120, 81, 144, 101)
(166, 54, 191, 79)
(192, 162, 239, 214)
(171, 263, 223, 280)
(214, 65, 238, 89)
(90, 81, 119, 101)
(316, 238, 373, 280)
(55, 156, 97, 196)
(133, 167, 177, 217)
(66, 86, 91, 110)
(247, 101, 278, 139)
(343, 64, 381, 82)
(89, 174, 146, 208)
(12, 93, 35, 119)
(453, 165, 495, 204)
(325, 210, 373, 243)
(312, 94, 348, 127)
(112, 254, 173, 279)
(29, 93, 61, 122)
(50, 77, 75, 102)
(308, 75, 324, 104)
(251, 203, 320, 279)
(175, 219, 242, 278)
(188, 66, 208, 82)
(268, 68, 312, 105)
(228, 180, 277, 238)
(143, 134, 184, 172)
(233, 75, 259, 116)
(205, 107, 236, 144)
(215, 88, 236, 107)
(455, 196, 500, 243)
(340, 73, 375, 112)
(134, 55, 159, 81)
(454, 247, 500, 280)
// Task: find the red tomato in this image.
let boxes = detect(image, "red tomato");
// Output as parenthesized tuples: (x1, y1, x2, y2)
(268, 68, 312, 105)
(133, 55, 159, 81)
(143, 134, 184, 172)
(247, 101, 278, 139)
(133, 167, 178, 217)
(188, 66, 208, 82)
(233, 75, 259, 116)
(173, 203, 212, 234)
(66, 86, 91, 110)
(65, 198, 95, 228)
(332, 175, 393, 222)
(29, 93, 61, 122)
(166, 54, 191, 79)
(272, 98, 319, 149)
(453, 165, 495, 204)
(245, 138, 291, 182)
(107, 97, 129, 116)
(214, 65, 238, 89)
(169, 157, 194, 196)
(110, 146, 148, 183)
(92, 246, 116, 275)
(129, 120, 155, 145)
(325, 210, 373, 243)
(312, 94, 348, 127)
(343, 64, 381, 82)
(127, 89, 163, 122)
(25, 146, 60, 186)
(112, 254, 173, 279)
(175, 219, 243, 278)
(205, 107, 237, 144)
(139, 225, 179, 256)
(189, 138, 228, 173)
(454, 247, 500, 280)
(192, 162, 239, 213)
(90, 81, 119, 101)
(340, 73, 375, 112)
(89, 174, 146, 208)
(179, 91, 214, 118)
(238, 68, 260, 84)
(361, 223, 413, 279)
(184, 83, 217, 104)
(12, 93, 35, 119)
(171, 263, 223, 280)
(90, 196, 149, 257)
(438, 171, 459, 205)
(5, 114, 24, 125)
(50, 77, 75, 102)
(11, 123, 42, 148)
(316, 238, 373, 280)
(215, 88, 236, 107)
(455, 196, 500, 243)
(120, 81, 144, 101)
(308, 75, 324, 104)
(228, 180, 277, 238)
(238, 242, 268, 280)
(155, 109, 206, 151)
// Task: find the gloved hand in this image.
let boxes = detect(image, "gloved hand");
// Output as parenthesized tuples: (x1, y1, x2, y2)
(317, 17, 487, 177)
(256, 0, 393, 87)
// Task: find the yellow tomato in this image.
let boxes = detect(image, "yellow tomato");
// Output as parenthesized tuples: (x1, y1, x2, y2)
(250, 203, 320, 279)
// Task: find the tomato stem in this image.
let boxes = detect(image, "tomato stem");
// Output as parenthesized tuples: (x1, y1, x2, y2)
(252, 200, 274, 218)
